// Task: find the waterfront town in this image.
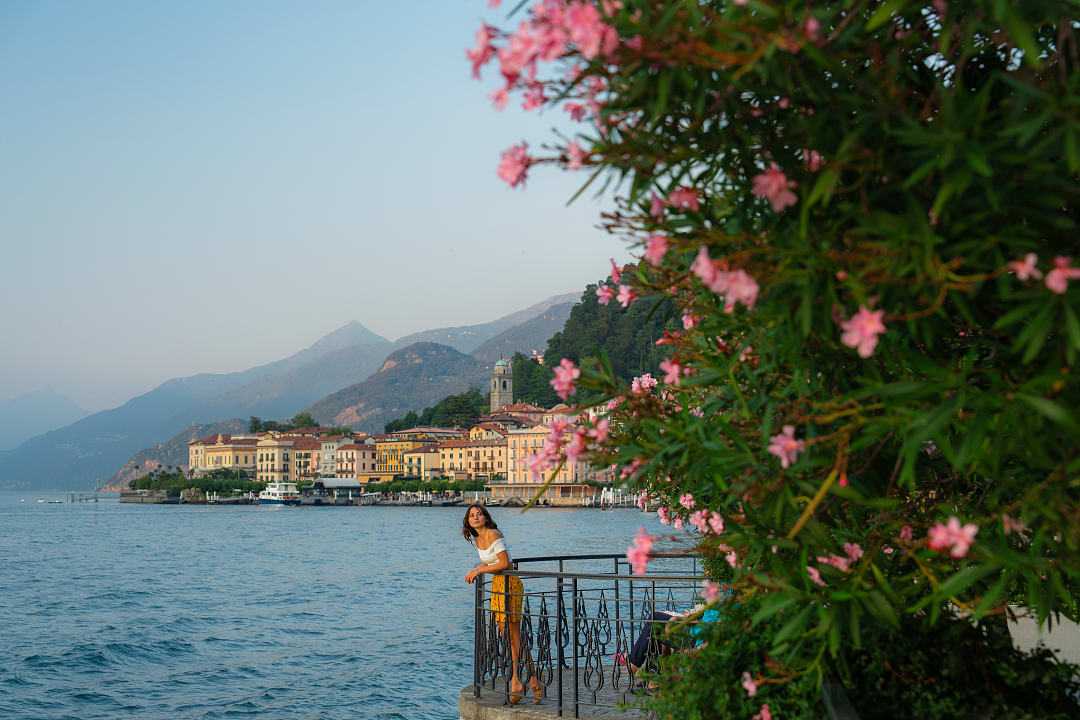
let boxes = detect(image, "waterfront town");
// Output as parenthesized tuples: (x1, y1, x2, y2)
(179, 359, 612, 507)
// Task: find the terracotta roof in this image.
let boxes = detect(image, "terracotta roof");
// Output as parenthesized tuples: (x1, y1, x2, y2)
(336, 444, 363, 451)
(499, 403, 545, 412)
(291, 438, 322, 451)
(440, 438, 507, 449)
(406, 444, 441, 454)
(473, 423, 509, 435)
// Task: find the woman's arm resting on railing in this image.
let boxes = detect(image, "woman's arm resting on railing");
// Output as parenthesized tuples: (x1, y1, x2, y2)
(465, 550, 510, 584)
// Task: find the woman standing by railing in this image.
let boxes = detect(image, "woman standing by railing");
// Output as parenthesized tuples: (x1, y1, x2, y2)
(462, 503, 542, 705)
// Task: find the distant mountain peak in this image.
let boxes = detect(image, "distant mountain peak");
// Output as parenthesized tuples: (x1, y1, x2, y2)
(308, 321, 388, 354)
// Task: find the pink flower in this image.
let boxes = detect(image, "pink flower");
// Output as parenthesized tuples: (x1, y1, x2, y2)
(565, 1, 618, 59)
(620, 457, 644, 479)
(1008, 253, 1042, 281)
(691, 247, 760, 312)
(466, 24, 498, 79)
(702, 581, 722, 603)
(899, 525, 913, 543)
(564, 102, 587, 121)
(883, 546, 895, 555)
(636, 491, 648, 510)
(679, 493, 695, 510)
(752, 164, 798, 212)
(803, 148, 824, 172)
(804, 16, 822, 41)
(490, 87, 509, 110)
(681, 312, 699, 330)
(1046, 256, 1080, 294)
(497, 142, 532, 188)
(840, 306, 887, 358)
(753, 704, 773, 720)
(488, 0, 501, 7)
(616, 284, 636, 308)
(768, 425, 805, 469)
(631, 373, 658, 395)
(667, 187, 700, 211)
(609, 258, 622, 284)
(626, 527, 654, 575)
(725, 550, 738, 568)
(588, 418, 609, 444)
(689, 510, 709, 533)
(843, 543, 864, 563)
(649, 191, 665, 220)
(742, 672, 758, 698)
(657, 506, 671, 525)
(807, 566, 826, 587)
(644, 234, 669, 266)
(708, 512, 725, 535)
(927, 517, 979, 558)
(817, 554, 851, 573)
(659, 358, 684, 386)
(566, 141, 587, 170)
(1002, 514, 1028, 538)
(565, 429, 588, 462)
(596, 284, 616, 305)
(673, 516, 684, 530)
(550, 358, 581, 400)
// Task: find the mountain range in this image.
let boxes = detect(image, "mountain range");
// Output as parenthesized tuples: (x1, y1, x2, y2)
(0, 388, 87, 451)
(0, 293, 576, 490)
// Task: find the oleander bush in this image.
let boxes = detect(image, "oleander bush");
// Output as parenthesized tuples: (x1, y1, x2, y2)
(467, 0, 1080, 717)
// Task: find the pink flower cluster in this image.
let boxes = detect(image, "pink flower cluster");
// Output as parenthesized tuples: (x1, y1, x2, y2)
(626, 527, 654, 575)
(688, 509, 725, 535)
(667, 186, 700, 212)
(816, 542, 864, 573)
(752, 164, 798, 212)
(767, 425, 804, 469)
(839, 306, 886, 358)
(659, 358, 689, 385)
(691, 247, 760, 312)
(631, 373, 658, 395)
(741, 671, 758, 697)
(550, 357, 580, 400)
(1008, 254, 1080, 294)
(497, 142, 533, 188)
(753, 704, 773, 720)
(644, 234, 669, 266)
(701, 581, 722, 603)
(927, 517, 978, 558)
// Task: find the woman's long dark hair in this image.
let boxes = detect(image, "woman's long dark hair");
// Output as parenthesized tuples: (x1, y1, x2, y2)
(462, 503, 497, 543)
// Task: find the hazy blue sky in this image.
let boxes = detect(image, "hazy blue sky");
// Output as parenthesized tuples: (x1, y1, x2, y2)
(0, 1, 626, 412)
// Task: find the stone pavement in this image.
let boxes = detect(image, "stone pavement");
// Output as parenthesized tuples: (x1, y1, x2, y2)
(459, 664, 652, 719)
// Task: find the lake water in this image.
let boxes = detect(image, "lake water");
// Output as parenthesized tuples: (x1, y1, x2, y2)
(0, 492, 663, 720)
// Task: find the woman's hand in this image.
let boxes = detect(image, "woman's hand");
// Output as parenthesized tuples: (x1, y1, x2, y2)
(465, 569, 480, 584)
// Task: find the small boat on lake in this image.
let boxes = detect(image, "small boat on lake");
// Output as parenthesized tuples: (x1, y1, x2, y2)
(258, 481, 301, 506)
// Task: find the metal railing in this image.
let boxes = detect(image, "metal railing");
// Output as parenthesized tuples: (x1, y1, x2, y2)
(472, 552, 705, 717)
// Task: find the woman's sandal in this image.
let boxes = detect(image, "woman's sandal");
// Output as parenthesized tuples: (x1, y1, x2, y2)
(530, 679, 543, 704)
(508, 684, 524, 705)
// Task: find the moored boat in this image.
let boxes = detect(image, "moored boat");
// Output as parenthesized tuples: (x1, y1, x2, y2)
(258, 481, 301, 506)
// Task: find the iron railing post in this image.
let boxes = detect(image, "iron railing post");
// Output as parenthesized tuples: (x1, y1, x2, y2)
(572, 576, 580, 718)
(474, 574, 482, 698)
(556, 575, 565, 717)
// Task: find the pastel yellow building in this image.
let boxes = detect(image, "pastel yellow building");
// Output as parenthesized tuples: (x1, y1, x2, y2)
(439, 438, 507, 481)
(374, 436, 429, 477)
(187, 434, 258, 476)
(469, 423, 509, 441)
(501, 424, 596, 506)
(403, 444, 442, 480)
(256, 436, 295, 484)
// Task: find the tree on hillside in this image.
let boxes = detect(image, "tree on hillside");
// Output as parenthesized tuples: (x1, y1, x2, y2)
(384, 387, 489, 432)
(544, 286, 677, 382)
(511, 353, 559, 407)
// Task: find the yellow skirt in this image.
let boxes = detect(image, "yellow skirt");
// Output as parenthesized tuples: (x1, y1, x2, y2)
(490, 574, 524, 629)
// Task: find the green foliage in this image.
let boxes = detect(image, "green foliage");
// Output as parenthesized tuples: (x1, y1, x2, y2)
(544, 285, 677, 383)
(131, 468, 260, 495)
(365, 477, 487, 493)
(482, 0, 1080, 715)
(383, 387, 489, 432)
(249, 413, 323, 433)
(511, 352, 559, 406)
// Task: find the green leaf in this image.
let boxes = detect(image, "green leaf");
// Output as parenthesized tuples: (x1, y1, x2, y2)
(1064, 304, 1080, 350)
(806, 169, 839, 208)
(974, 575, 1009, 619)
(1016, 394, 1080, 433)
(752, 593, 798, 626)
(863, 591, 899, 629)
(937, 564, 996, 600)
(866, 0, 907, 31)
(773, 606, 813, 646)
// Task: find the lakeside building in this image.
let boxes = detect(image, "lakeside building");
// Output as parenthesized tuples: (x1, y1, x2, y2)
(438, 438, 507, 481)
(291, 437, 321, 483)
(490, 358, 514, 412)
(403, 444, 442, 480)
(374, 435, 429, 477)
(336, 443, 381, 483)
(256, 436, 295, 484)
(318, 436, 348, 476)
(501, 424, 598, 506)
(469, 423, 509, 441)
(187, 434, 259, 476)
(389, 426, 464, 442)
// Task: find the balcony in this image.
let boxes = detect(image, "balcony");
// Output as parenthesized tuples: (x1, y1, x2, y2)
(460, 552, 705, 719)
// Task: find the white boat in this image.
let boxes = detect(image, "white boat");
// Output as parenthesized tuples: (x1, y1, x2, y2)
(258, 481, 301, 506)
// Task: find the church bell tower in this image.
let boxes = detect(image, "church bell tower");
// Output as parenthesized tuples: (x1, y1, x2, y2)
(490, 359, 513, 413)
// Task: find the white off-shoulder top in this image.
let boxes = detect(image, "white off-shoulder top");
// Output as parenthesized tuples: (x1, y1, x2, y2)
(476, 537, 508, 565)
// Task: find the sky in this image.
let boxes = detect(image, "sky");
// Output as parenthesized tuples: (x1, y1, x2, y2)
(0, 1, 628, 413)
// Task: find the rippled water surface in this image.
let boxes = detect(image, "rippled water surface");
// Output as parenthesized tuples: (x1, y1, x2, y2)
(0, 492, 661, 719)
